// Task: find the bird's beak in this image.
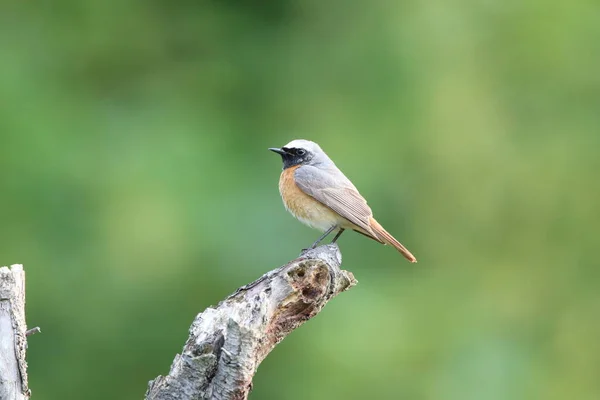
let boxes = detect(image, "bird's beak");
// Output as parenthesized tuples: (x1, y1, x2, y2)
(269, 147, 287, 155)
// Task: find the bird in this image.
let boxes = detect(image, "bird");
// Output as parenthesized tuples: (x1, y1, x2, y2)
(269, 139, 417, 262)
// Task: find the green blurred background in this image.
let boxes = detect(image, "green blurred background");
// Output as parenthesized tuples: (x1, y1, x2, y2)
(1, 0, 599, 399)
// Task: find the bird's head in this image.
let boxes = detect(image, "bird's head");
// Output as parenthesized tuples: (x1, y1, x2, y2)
(269, 139, 329, 169)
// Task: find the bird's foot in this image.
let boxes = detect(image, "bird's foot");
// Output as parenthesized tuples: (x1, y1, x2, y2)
(300, 246, 313, 255)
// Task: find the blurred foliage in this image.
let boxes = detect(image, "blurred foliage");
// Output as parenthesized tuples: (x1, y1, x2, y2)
(1, 0, 599, 399)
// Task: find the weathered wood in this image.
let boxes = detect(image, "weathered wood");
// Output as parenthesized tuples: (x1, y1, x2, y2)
(0, 265, 30, 400)
(145, 244, 356, 400)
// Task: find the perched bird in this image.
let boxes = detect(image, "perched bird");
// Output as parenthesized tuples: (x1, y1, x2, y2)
(269, 139, 417, 262)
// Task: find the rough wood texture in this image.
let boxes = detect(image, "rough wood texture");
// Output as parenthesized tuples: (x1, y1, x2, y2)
(0, 264, 30, 400)
(146, 244, 356, 400)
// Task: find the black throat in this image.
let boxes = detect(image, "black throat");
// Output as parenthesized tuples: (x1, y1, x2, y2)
(281, 154, 304, 169)
(281, 151, 313, 169)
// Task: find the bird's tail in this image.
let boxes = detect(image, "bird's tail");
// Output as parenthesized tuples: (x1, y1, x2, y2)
(369, 217, 417, 263)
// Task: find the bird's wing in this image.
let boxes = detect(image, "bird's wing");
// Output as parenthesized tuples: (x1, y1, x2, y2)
(294, 165, 376, 236)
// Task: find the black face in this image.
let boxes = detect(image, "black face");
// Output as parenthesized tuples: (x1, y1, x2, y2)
(269, 147, 313, 169)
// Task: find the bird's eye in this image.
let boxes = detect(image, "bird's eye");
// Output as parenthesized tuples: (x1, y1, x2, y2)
(296, 149, 306, 156)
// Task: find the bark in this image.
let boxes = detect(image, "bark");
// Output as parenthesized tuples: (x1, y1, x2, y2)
(145, 244, 356, 400)
(0, 265, 30, 400)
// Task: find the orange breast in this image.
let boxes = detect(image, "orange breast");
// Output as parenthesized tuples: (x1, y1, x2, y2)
(278, 166, 342, 231)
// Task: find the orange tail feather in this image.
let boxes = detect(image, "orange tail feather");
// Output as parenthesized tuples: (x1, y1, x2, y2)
(369, 218, 417, 263)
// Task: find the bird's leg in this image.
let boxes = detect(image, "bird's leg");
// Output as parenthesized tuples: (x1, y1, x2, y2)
(306, 225, 337, 250)
(331, 228, 345, 243)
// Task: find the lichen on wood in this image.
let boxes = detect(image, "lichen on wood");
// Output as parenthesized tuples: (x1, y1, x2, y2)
(146, 244, 356, 400)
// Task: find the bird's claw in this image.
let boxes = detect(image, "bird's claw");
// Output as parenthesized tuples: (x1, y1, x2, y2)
(299, 247, 314, 256)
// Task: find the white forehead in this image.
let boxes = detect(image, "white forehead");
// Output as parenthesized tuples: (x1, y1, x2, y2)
(283, 139, 322, 152)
